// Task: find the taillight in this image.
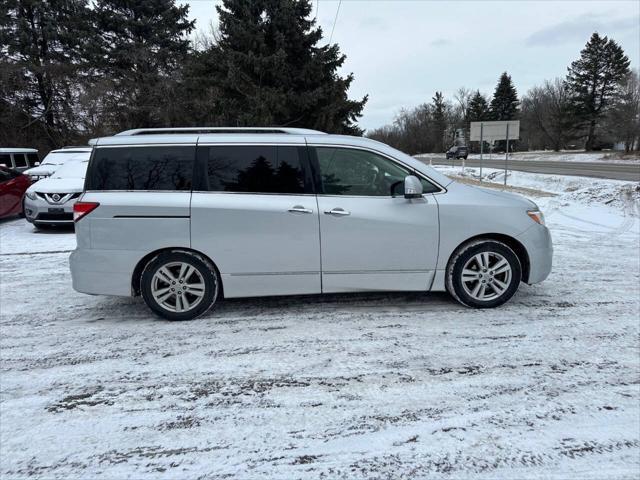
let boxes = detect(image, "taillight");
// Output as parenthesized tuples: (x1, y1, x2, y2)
(73, 201, 99, 222)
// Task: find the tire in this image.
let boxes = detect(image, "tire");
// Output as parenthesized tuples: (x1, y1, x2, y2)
(446, 240, 522, 308)
(140, 250, 219, 320)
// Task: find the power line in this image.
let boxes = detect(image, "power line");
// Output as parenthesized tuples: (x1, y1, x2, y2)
(328, 0, 341, 45)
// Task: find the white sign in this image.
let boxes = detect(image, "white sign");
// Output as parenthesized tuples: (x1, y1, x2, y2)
(470, 120, 520, 141)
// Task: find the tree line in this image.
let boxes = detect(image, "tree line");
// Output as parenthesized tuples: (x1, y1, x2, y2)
(0, 0, 367, 153)
(369, 33, 638, 154)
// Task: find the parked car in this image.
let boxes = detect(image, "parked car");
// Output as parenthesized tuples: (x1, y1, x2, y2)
(70, 127, 552, 320)
(23, 147, 92, 181)
(0, 166, 31, 219)
(446, 145, 468, 160)
(24, 159, 89, 228)
(0, 148, 40, 172)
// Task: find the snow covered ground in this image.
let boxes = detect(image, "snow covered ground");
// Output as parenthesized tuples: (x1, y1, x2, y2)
(417, 150, 640, 164)
(1, 169, 639, 479)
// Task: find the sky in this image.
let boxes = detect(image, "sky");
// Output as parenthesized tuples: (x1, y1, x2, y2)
(184, 0, 640, 132)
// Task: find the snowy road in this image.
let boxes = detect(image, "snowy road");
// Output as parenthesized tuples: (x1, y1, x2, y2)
(1, 173, 639, 479)
(418, 156, 640, 181)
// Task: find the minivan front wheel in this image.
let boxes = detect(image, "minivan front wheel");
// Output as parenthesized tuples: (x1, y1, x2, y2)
(446, 240, 521, 308)
(140, 251, 219, 320)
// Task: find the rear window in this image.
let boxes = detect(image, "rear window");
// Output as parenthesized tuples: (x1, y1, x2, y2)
(87, 146, 195, 191)
(204, 145, 311, 194)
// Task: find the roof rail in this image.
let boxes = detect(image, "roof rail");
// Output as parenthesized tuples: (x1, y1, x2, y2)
(115, 127, 326, 136)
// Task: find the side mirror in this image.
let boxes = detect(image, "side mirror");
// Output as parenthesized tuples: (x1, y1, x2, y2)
(404, 175, 423, 199)
(34, 162, 40, 166)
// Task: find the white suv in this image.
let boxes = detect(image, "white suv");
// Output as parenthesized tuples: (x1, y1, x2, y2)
(24, 147, 92, 181)
(70, 127, 552, 320)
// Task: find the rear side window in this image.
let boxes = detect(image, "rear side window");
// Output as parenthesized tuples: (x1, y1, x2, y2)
(0, 154, 10, 167)
(13, 154, 27, 168)
(204, 145, 311, 194)
(87, 146, 195, 191)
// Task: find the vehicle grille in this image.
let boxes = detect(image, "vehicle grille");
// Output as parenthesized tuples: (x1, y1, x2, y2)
(36, 192, 81, 204)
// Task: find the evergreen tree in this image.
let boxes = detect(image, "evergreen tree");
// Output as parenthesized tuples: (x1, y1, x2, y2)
(566, 32, 631, 150)
(490, 72, 519, 120)
(86, 0, 195, 132)
(467, 90, 490, 122)
(0, 0, 92, 148)
(431, 91, 448, 151)
(185, 0, 367, 134)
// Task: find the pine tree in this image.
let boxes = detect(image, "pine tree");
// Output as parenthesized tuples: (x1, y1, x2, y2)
(431, 91, 448, 151)
(467, 91, 490, 122)
(87, 0, 195, 131)
(185, 0, 367, 134)
(566, 33, 631, 150)
(490, 72, 519, 120)
(0, 0, 92, 148)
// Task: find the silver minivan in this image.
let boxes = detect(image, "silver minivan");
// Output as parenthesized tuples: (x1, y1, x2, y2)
(70, 128, 552, 320)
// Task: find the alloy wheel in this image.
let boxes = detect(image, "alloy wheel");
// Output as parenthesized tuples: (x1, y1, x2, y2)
(150, 261, 206, 313)
(460, 251, 513, 301)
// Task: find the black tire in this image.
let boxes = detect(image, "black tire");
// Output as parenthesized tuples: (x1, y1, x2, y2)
(446, 239, 522, 308)
(140, 250, 219, 321)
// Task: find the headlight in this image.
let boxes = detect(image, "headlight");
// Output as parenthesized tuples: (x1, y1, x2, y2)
(527, 209, 545, 225)
(26, 191, 37, 200)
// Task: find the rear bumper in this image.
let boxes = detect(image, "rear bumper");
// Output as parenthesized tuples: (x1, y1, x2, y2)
(70, 249, 138, 296)
(517, 223, 553, 284)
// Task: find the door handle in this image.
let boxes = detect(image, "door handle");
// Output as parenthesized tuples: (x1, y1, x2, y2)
(288, 205, 313, 214)
(324, 208, 350, 216)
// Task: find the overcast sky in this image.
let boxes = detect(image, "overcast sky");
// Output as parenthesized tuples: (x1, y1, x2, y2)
(184, 0, 640, 131)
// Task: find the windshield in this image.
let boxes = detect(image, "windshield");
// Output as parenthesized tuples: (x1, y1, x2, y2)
(41, 151, 90, 166)
(52, 160, 89, 179)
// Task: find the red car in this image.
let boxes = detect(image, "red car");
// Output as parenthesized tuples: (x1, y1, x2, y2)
(0, 166, 31, 219)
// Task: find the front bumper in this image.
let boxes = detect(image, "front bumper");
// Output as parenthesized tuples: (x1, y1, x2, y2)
(517, 223, 553, 284)
(24, 194, 79, 225)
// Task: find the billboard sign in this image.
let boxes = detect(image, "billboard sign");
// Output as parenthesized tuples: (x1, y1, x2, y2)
(470, 120, 520, 142)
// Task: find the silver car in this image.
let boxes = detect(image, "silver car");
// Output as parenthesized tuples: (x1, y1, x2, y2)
(70, 127, 552, 320)
(24, 158, 89, 228)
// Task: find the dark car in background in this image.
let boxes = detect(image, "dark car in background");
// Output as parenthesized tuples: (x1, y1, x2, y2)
(0, 166, 31, 219)
(446, 145, 468, 160)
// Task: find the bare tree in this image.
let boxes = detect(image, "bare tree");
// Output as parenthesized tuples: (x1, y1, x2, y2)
(521, 78, 573, 151)
(606, 70, 640, 153)
(454, 87, 473, 123)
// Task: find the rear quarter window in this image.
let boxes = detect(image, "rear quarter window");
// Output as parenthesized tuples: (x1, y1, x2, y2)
(26, 153, 39, 166)
(86, 146, 195, 191)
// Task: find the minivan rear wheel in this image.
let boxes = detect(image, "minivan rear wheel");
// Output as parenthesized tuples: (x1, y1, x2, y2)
(140, 250, 219, 320)
(446, 240, 521, 308)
